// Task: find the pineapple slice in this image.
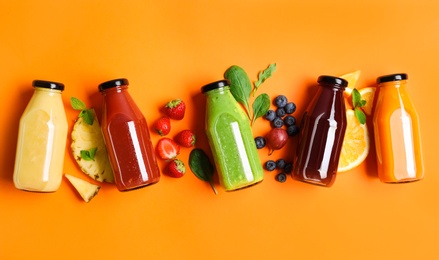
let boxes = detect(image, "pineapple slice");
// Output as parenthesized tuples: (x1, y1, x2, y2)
(65, 174, 100, 202)
(71, 108, 114, 183)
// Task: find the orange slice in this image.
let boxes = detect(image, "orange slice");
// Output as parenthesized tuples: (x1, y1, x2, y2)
(358, 87, 376, 116)
(339, 70, 361, 97)
(338, 110, 370, 172)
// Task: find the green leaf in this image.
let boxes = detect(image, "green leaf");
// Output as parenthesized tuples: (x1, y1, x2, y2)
(352, 88, 362, 107)
(354, 107, 366, 124)
(254, 63, 276, 91)
(71, 97, 87, 111)
(224, 65, 252, 119)
(189, 148, 217, 195)
(80, 109, 95, 125)
(252, 93, 270, 125)
(80, 147, 98, 161)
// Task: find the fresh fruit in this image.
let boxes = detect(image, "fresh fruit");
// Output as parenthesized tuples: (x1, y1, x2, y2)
(286, 125, 299, 136)
(254, 136, 266, 149)
(275, 173, 287, 183)
(71, 108, 114, 183)
(265, 128, 288, 155)
(164, 159, 186, 178)
(272, 117, 284, 128)
(165, 99, 186, 120)
(174, 129, 196, 148)
(284, 162, 293, 174)
(156, 138, 180, 160)
(264, 110, 276, 121)
(65, 174, 101, 203)
(284, 102, 296, 114)
(283, 115, 296, 126)
(276, 107, 286, 117)
(338, 109, 370, 172)
(274, 95, 288, 108)
(276, 159, 286, 169)
(358, 87, 376, 116)
(265, 160, 276, 171)
(339, 70, 361, 97)
(153, 116, 171, 136)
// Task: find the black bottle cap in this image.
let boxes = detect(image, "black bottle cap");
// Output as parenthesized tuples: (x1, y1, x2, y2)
(317, 75, 348, 88)
(32, 80, 64, 91)
(98, 78, 129, 92)
(201, 79, 230, 94)
(377, 73, 408, 84)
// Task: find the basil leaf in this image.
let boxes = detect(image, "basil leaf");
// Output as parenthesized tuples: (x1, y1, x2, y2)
(224, 65, 252, 118)
(80, 109, 95, 125)
(71, 97, 87, 111)
(252, 93, 270, 125)
(354, 107, 366, 125)
(80, 147, 98, 161)
(254, 63, 276, 89)
(189, 148, 218, 195)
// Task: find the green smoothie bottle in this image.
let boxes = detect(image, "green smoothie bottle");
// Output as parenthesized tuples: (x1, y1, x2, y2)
(201, 79, 264, 191)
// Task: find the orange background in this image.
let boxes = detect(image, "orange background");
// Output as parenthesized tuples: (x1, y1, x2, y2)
(0, 1, 438, 259)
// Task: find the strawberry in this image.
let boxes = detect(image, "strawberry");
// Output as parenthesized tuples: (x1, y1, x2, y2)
(164, 99, 186, 120)
(174, 129, 196, 148)
(164, 159, 186, 178)
(156, 138, 180, 160)
(152, 116, 171, 136)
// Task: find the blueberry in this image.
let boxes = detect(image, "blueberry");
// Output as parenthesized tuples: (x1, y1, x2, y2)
(254, 136, 266, 149)
(284, 102, 296, 114)
(274, 95, 288, 108)
(276, 107, 286, 117)
(276, 159, 286, 169)
(272, 117, 284, 128)
(283, 115, 296, 126)
(287, 125, 299, 136)
(265, 160, 276, 171)
(264, 110, 276, 121)
(284, 162, 293, 174)
(275, 173, 287, 183)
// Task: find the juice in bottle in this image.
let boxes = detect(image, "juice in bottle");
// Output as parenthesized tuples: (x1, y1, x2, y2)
(99, 78, 160, 191)
(13, 80, 68, 192)
(292, 76, 347, 187)
(373, 73, 423, 183)
(201, 80, 264, 191)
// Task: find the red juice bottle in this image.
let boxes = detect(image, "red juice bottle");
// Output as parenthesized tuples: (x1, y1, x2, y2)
(99, 78, 160, 191)
(292, 75, 347, 187)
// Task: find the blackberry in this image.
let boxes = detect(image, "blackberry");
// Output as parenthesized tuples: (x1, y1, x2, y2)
(275, 173, 287, 183)
(274, 95, 288, 108)
(254, 136, 266, 149)
(283, 115, 296, 126)
(284, 102, 296, 114)
(284, 162, 293, 174)
(272, 117, 284, 128)
(276, 159, 286, 169)
(264, 110, 276, 121)
(287, 125, 299, 136)
(276, 107, 286, 117)
(265, 160, 276, 171)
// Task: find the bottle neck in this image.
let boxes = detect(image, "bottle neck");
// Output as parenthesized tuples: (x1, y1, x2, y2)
(379, 80, 408, 89)
(101, 85, 129, 96)
(34, 87, 62, 95)
(203, 86, 231, 97)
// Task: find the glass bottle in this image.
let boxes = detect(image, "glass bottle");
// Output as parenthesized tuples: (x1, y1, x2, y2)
(292, 75, 347, 187)
(373, 73, 424, 183)
(13, 80, 68, 192)
(201, 79, 264, 191)
(99, 78, 160, 191)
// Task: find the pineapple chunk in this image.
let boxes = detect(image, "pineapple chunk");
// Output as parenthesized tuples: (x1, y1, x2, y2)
(71, 109, 114, 183)
(65, 174, 100, 202)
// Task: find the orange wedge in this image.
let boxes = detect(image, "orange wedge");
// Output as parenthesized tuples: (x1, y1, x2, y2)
(338, 110, 370, 172)
(358, 87, 376, 116)
(339, 70, 361, 97)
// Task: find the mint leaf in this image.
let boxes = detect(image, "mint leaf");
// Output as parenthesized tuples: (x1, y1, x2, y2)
(71, 97, 87, 111)
(354, 108, 366, 124)
(352, 88, 362, 107)
(80, 109, 95, 125)
(80, 147, 97, 161)
(252, 93, 270, 125)
(351, 88, 367, 124)
(254, 63, 276, 92)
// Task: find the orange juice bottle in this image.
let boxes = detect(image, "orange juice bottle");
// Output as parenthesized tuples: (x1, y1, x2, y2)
(373, 73, 424, 183)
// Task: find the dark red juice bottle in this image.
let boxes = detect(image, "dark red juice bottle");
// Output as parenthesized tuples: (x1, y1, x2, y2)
(292, 76, 347, 187)
(99, 78, 160, 191)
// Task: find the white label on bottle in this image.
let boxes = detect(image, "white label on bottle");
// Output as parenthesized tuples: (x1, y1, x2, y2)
(231, 122, 254, 182)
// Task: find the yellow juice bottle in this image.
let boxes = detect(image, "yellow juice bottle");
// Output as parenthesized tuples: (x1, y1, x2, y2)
(373, 73, 424, 183)
(13, 80, 68, 192)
